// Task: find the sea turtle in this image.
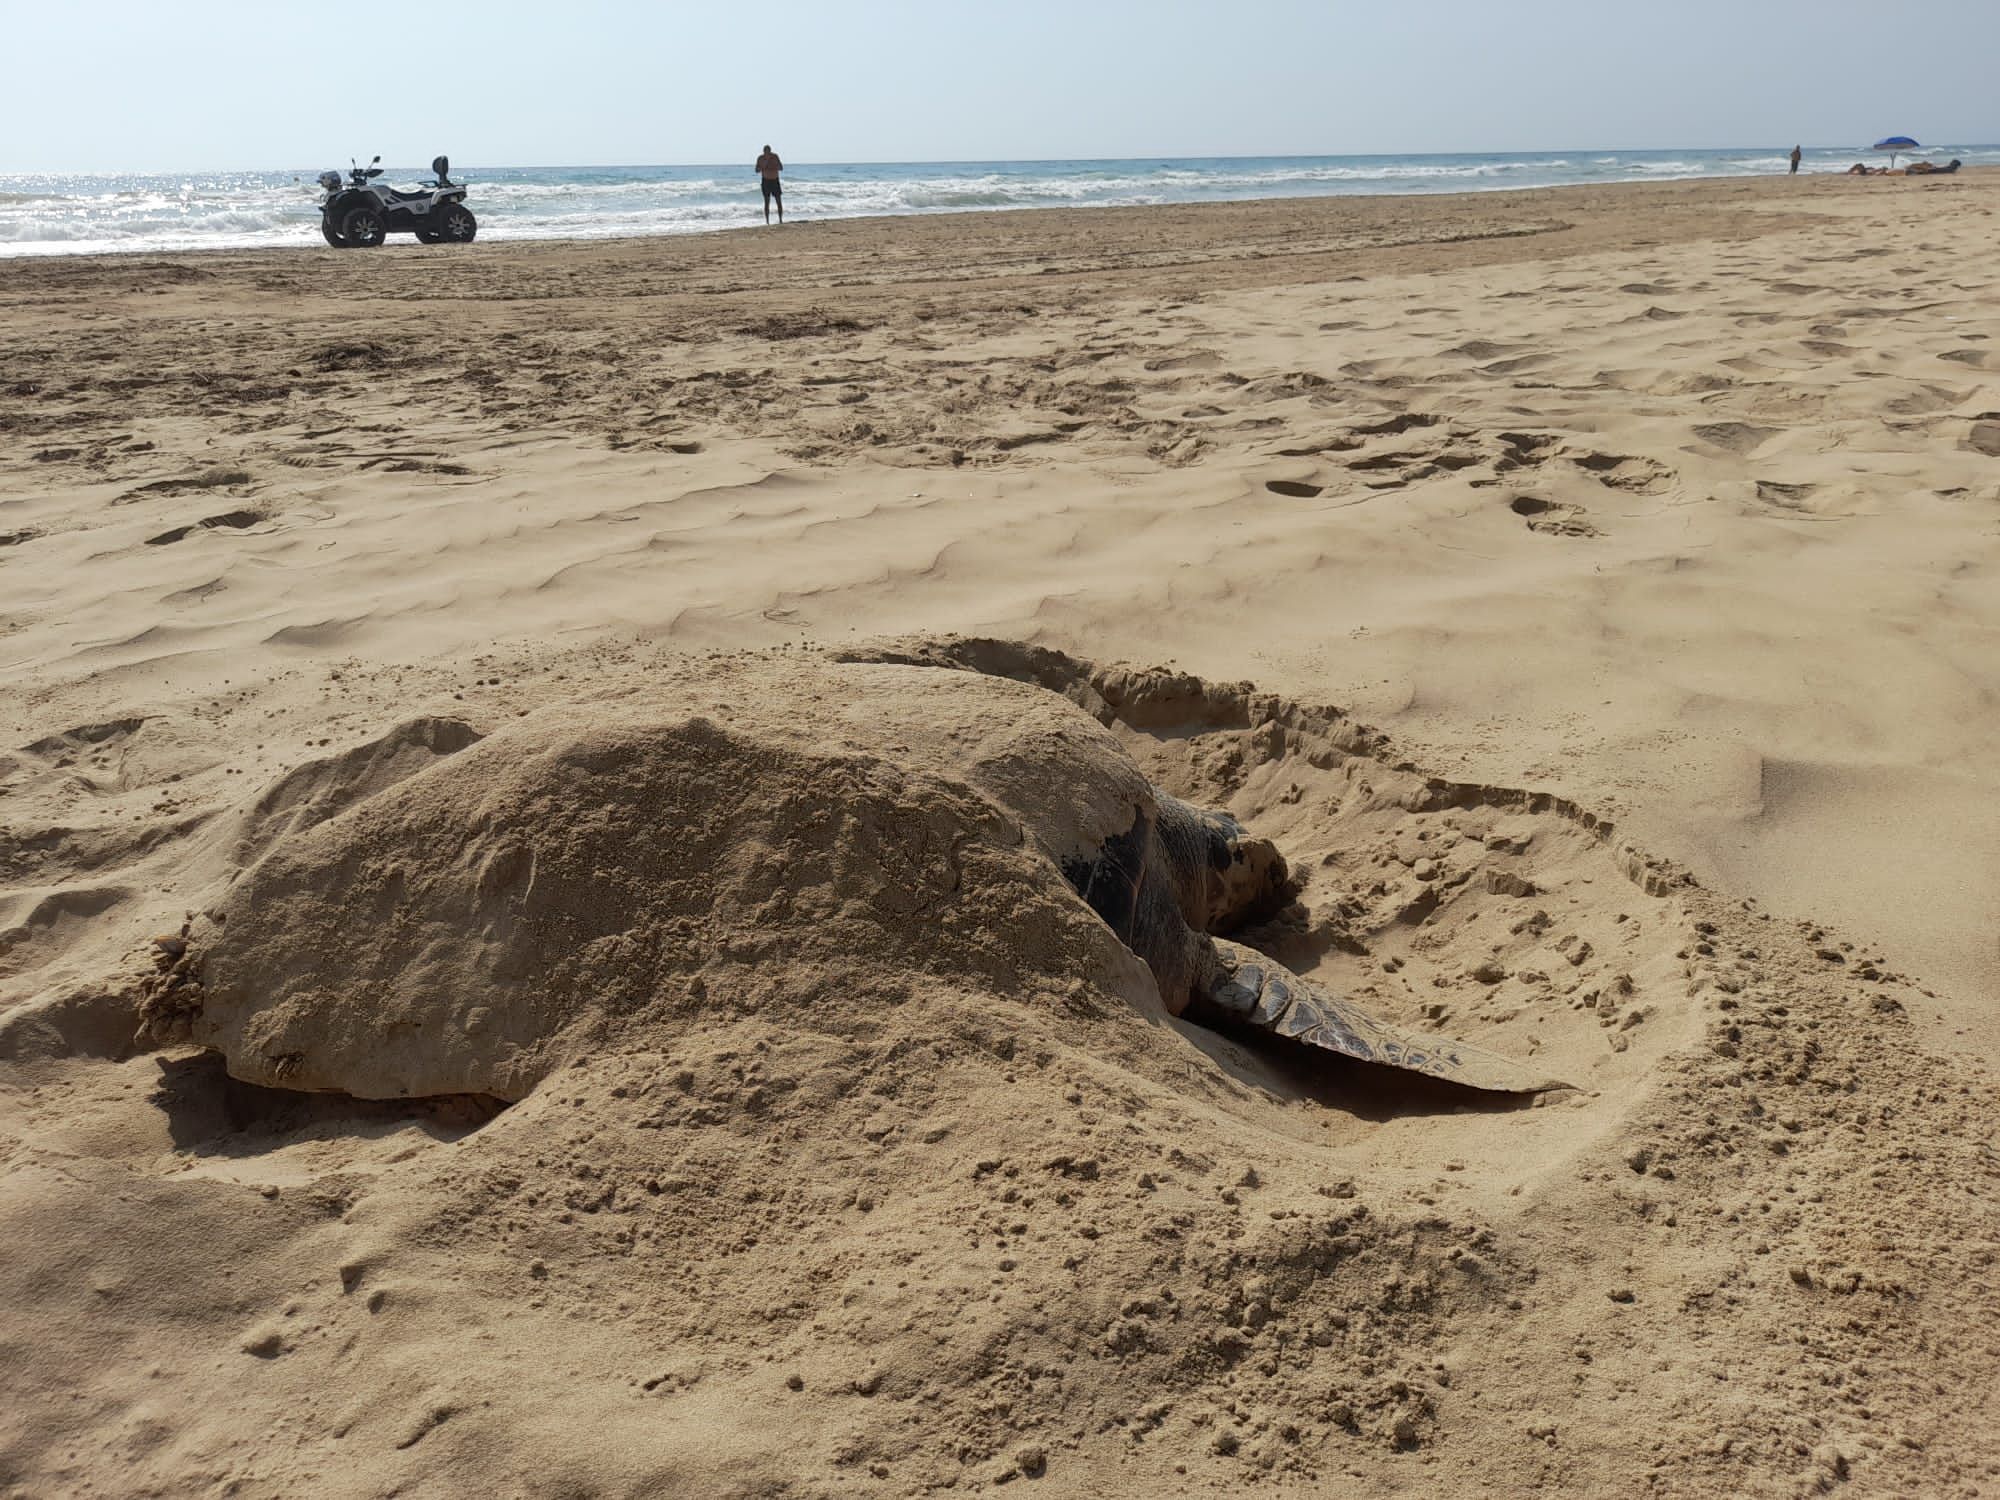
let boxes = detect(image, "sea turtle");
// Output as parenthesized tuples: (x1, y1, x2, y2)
(1058, 790, 1563, 1094)
(141, 655, 1563, 1101)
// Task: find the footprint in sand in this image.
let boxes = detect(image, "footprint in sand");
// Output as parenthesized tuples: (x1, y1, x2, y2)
(373, 459, 475, 475)
(1883, 386, 1965, 417)
(1642, 371, 1737, 397)
(117, 467, 255, 503)
(1962, 421, 2000, 456)
(145, 509, 264, 546)
(1273, 434, 1362, 457)
(1337, 441, 1485, 490)
(1344, 452, 1433, 488)
(1508, 496, 1601, 537)
(1477, 354, 1552, 377)
(21, 717, 151, 759)
(1444, 340, 1528, 361)
(1265, 425, 1486, 499)
(1143, 351, 1222, 372)
(1754, 481, 1819, 512)
(1349, 412, 1440, 437)
(164, 576, 229, 606)
(1567, 450, 1675, 494)
(1492, 432, 1563, 471)
(1690, 422, 1778, 456)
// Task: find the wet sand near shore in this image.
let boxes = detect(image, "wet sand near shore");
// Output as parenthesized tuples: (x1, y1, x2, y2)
(3, 173, 1998, 1497)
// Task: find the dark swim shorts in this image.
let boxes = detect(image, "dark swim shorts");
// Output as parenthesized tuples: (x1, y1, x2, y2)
(760, 177, 782, 202)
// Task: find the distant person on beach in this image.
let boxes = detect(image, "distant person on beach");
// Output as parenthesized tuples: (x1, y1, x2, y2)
(1789, 145, 1802, 175)
(756, 145, 784, 224)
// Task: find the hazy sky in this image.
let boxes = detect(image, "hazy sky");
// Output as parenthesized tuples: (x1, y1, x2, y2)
(10, 0, 1997, 172)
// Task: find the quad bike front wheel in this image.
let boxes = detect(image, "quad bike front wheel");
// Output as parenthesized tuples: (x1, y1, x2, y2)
(436, 204, 477, 244)
(339, 204, 387, 248)
(320, 214, 349, 248)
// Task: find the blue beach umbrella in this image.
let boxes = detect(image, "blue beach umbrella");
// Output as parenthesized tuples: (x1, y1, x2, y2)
(1873, 135, 1920, 168)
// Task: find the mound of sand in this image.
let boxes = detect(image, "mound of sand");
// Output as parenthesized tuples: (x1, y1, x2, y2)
(147, 658, 1169, 1101)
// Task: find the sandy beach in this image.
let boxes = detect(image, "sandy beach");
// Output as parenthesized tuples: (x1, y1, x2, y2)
(4, 172, 1998, 1497)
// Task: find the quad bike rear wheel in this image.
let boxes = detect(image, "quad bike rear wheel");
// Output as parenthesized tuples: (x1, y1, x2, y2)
(415, 225, 443, 244)
(339, 204, 387, 248)
(436, 204, 477, 244)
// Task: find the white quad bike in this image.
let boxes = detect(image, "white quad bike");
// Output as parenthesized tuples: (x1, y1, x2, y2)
(317, 155, 476, 248)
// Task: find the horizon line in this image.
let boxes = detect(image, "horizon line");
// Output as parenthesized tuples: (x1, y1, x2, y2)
(9, 142, 1987, 177)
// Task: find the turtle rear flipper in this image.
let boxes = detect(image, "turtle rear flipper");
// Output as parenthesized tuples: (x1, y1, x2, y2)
(1203, 939, 1569, 1095)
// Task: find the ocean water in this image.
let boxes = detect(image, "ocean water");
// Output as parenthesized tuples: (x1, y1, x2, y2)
(4, 146, 1995, 258)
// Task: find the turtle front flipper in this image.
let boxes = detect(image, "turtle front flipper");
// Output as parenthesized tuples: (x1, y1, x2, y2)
(1200, 938, 1569, 1095)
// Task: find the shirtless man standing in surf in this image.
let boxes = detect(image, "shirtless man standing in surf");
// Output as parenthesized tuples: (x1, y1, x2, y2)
(756, 145, 784, 224)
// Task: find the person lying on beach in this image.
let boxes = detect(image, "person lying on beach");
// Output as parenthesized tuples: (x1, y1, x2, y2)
(1846, 159, 1961, 178)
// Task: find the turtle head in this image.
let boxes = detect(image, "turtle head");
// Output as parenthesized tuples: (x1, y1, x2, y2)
(1152, 796, 1291, 933)
(1205, 827, 1289, 933)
